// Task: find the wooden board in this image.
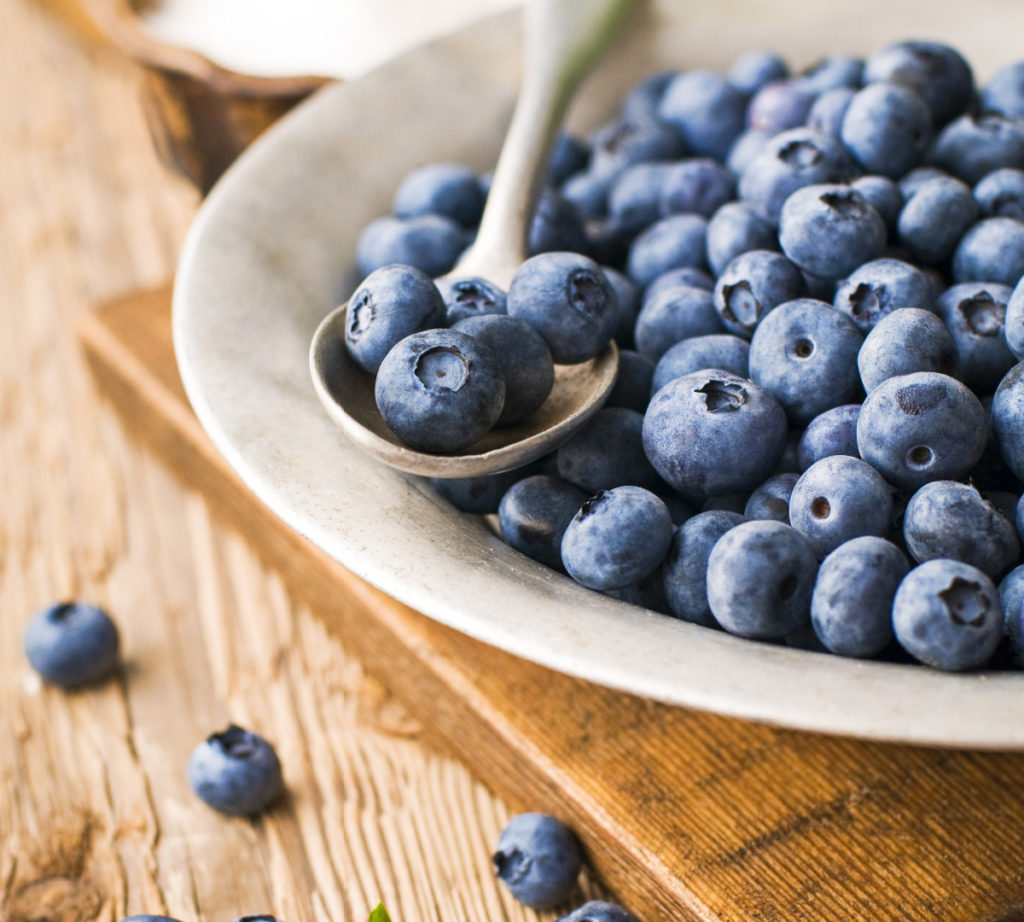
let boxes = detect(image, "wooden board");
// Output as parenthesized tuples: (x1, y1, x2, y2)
(79, 284, 1024, 922)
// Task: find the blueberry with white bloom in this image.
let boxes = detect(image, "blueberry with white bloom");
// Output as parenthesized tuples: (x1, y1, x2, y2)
(626, 214, 709, 288)
(507, 252, 618, 365)
(712, 250, 807, 339)
(796, 404, 861, 470)
(705, 201, 778, 277)
(392, 162, 484, 228)
(936, 282, 1016, 394)
(344, 264, 446, 374)
(903, 481, 1020, 579)
(744, 472, 799, 523)
(952, 218, 1024, 287)
(706, 520, 818, 639)
(893, 559, 1003, 670)
(493, 813, 582, 909)
(748, 298, 864, 424)
(556, 408, 663, 494)
(633, 284, 723, 363)
(374, 328, 505, 453)
(436, 276, 506, 326)
(657, 69, 748, 161)
(974, 168, 1024, 221)
(561, 487, 673, 591)
(789, 455, 893, 558)
(499, 475, 588, 571)
(642, 369, 788, 501)
(858, 308, 959, 393)
(651, 333, 750, 394)
(778, 185, 887, 280)
(863, 41, 973, 126)
(663, 510, 745, 626)
(896, 176, 978, 266)
(24, 601, 119, 687)
(931, 114, 1024, 186)
(355, 215, 467, 277)
(856, 372, 987, 490)
(832, 257, 936, 334)
(187, 724, 284, 816)
(840, 82, 933, 179)
(811, 537, 908, 658)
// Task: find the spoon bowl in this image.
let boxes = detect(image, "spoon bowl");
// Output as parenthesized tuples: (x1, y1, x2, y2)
(309, 0, 634, 477)
(310, 304, 618, 477)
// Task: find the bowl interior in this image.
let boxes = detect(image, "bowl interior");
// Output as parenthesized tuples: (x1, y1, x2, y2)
(174, 1, 1024, 748)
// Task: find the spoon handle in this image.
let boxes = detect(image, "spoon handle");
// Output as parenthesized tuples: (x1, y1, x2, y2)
(454, 0, 639, 287)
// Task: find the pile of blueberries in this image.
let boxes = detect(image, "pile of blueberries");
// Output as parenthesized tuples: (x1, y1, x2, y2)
(344, 40, 1024, 673)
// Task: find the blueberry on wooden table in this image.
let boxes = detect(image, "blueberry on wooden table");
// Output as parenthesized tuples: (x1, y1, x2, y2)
(24, 601, 119, 687)
(492, 812, 582, 909)
(187, 724, 284, 816)
(557, 900, 642, 922)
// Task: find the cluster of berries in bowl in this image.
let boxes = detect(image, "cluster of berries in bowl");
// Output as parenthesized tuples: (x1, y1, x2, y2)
(337, 39, 1024, 673)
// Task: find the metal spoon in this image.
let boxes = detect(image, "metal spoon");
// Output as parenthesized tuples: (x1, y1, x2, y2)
(310, 0, 635, 478)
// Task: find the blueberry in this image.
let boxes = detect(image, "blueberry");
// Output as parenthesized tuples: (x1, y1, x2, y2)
(607, 162, 671, 234)
(452, 315, 553, 425)
(789, 455, 893, 557)
(1006, 276, 1024, 360)
(896, 175, 978, 267)
(726, 129, 774, 177)
(658, 69, 748, 161)
(663, 510, 745, 626)
(991, 362, 1024, 481)
(498, 474, 587, 571)
(435, 276, 507, 326)
(930, 114, 1024, 186)
(811, 536, 908, 657)
(659, 158, 737, 218)
(849, 175, 903, 232)
(23, 601, 119, 687)
(744, 472, 799, 523)
(936, 282, 1016, 393)
(556, 408, 663, 494)
(561, 169, 612, 220)
(344, 264, 446, 374)
(746, 80, 817, 134)
(606, 349, 654, 413)
(589, 117, 687, 180)
(429, 467, 532, 515)
(642, 369, 788, 500)
(863, 41, 974, 127)
(507, 252, 618, 364)
(374, 328, 505, 452)
(619, 70, 677, 122)
(832, 257, 937, 334)
(858, 307, 959, 392)
(856, 372, 987, 490)
(392, 162, 484, 228)
(705, 201, 778, 277)
(602, 267, 641, 348)
(974, 168, 1024, 221)
(643, 266, 715, 301)
(982, 60, 1024, 120)
(898, 165, 951, 199)
(952, 218, 1024, 287)
(778, 184, 886, 280)
(633, 284, 723, 362)
(797, 55, 865, 94)
(999, 564, 1024, 655)
(706, 519, 818, 639)
(892, 559, 1003, 670)
(547, 133, 590, 187)
(728, 49, 789, 95)
(837, 84, 928, 181)
(748, 298, 864, 424)
(492, 813, 582, 909)
(529, 189, 589, 256)
(806, 88, 856, 139)
(738, 128, 853, 225)
(712, 249, 808, 339)
(187, 724, 284, 816)
(903, 481, 1019, 578)
(561, 487, 673, 590)
(796, 404, 861, 470)
(626, 214, 708, 288)
(651, 333, 750, 394)
(355, 215, 466, 277)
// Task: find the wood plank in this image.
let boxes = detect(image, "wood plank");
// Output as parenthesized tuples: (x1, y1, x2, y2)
(80, 283, 1024, 922)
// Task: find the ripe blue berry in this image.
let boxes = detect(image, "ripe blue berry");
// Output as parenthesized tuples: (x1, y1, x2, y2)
(187, 724, 284, 816)
(493, 813, 582, 909)
(557, 901, 641, 922)
(24, 601, 119, 687)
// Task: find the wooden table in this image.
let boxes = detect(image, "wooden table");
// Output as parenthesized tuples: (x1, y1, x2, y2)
(1, 4, 591, 921)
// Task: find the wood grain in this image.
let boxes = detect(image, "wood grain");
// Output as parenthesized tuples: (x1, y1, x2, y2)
(1, 4, 607, 922)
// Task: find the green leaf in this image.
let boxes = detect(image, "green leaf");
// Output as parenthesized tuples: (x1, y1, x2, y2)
(368, 903, 392, 922)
